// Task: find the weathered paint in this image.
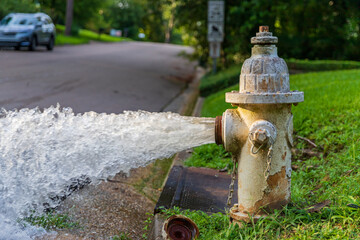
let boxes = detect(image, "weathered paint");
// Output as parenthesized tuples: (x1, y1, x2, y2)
(216, 26, 304, 224)
(225, 105, 292, 220)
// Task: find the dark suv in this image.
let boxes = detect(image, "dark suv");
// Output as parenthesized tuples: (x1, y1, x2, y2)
(0, 12, 55, 51)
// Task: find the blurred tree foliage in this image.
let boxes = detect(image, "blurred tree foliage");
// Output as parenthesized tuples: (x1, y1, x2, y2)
(1, 0, 358, 62)
(177, 0, 360, 65)
(142, 0, 166, 42)
(0, 0, 36, 19)
(103, 0, 184, 42)
(103, 0, 146, 38)
(38, 0, 107, 32)
(176, 0, 209, 65)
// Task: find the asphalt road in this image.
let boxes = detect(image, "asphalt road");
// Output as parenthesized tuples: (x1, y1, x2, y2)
(0, 41, 196, 113)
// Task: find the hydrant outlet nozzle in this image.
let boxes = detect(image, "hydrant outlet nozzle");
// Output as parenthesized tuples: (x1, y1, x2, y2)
(215, 115, 223, 146)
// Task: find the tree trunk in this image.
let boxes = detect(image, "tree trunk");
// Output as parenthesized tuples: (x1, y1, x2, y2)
(165, 16, 174, 43)
(65, 0, 74, 36)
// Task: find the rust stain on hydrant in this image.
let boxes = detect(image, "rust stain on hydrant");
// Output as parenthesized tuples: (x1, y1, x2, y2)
(215, 26, 304, 225)
(234, 167, 288, 220)
(255, 167, 289, 211)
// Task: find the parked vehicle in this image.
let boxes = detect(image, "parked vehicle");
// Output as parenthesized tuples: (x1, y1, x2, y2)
(0, 12, 55, 51)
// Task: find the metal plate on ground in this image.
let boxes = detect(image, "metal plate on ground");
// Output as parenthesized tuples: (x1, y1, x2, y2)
(155, 166, 238, 214)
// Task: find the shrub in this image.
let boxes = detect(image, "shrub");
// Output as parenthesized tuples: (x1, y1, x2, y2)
(199, 65, 241, 97)
(286, 59, 360, 72)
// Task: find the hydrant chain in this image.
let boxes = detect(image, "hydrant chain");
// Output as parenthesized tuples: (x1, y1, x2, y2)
(249, 136, 266, 154)
(248, 131, 275, 180)
(227, 155, 237, 206)
(264, 145, 273, 180)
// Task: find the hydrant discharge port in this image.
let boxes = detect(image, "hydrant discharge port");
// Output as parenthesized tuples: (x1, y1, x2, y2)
(163, 215, 199, 240)
(215, 26, 304, 225)
(215, 116, 223, 145)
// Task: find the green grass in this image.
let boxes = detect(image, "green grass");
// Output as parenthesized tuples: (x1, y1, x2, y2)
(23, 211, 79, 230)
(199, 60, 360, 97)
(55, 24, 130, 46)
(78, 28, 130, 42)
(183, 69, 360, 239)
(161, 205, 359, 239)
(185, 144, 232, 170)
(55, 34, 90, 45)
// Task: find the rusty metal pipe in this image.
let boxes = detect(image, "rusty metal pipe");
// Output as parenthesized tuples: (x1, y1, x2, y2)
(163, 215, 199, 240)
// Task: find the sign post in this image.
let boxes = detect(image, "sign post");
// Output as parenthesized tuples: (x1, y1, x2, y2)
(208, 0, 224, 74)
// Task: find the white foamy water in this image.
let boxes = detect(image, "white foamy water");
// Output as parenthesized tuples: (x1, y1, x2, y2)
(0, 105, 215, 239)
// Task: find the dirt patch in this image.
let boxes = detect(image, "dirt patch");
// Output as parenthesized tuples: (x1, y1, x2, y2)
(38, 157, 173, 240)
(57, 181, 153, 239)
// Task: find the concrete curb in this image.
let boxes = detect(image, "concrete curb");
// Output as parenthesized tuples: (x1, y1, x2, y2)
(192, 97, 204, 117)
(163, 66, 206, 115)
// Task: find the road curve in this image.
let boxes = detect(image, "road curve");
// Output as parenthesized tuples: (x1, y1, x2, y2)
(0, 41, 196, 113)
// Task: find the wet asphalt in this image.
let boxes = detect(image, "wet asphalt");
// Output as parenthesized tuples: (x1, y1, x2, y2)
(0, 41, 196, 113)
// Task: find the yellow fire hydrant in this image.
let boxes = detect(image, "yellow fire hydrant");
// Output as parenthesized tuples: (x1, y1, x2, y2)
(215, 26, 304, 224)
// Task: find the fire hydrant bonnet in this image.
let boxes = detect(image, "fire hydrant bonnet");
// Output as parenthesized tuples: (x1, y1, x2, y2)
(225, 26, 304, 104)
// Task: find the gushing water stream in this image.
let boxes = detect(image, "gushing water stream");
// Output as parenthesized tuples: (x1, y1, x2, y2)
(0, 105, 215, 239)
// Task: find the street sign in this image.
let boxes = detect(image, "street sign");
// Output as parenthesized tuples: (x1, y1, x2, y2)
(209, 42, 221, 58)
(208, 22, 224, 42)
(208, 0, 224, 74)
(207, 0, 224, 42)
(208, 1, 224, 22)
